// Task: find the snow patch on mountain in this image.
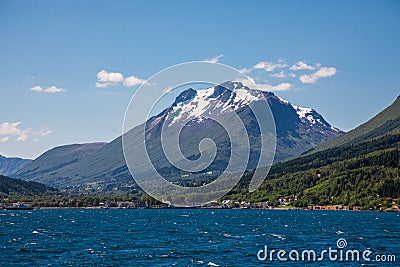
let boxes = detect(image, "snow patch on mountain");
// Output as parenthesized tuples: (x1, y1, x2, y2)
(169, 87, 214, 125)
(292, 105, 319, 125)
(276, 95, 330, 128)
(234, 88, 261, 104)
(168, 84, 264, 126)
(163, 82, 343, 136)
(292, 105, 312, 119)
(276, 96, 290, 105)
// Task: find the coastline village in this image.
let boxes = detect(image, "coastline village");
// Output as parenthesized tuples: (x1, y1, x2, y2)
(1, 195, 399, 211)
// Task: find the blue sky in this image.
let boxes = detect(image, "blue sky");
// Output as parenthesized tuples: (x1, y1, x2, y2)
(0, 0, 399, 159)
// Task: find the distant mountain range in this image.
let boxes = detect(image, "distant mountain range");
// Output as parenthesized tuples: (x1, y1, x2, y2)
(13, 81, 344, 191)
(0, 155, 32, 176)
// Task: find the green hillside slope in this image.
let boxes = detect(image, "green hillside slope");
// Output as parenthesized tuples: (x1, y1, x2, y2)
(312, 96, 400, 152)
(226, 132, 399, 210)
(13, 142, 107, 185)
(0, 175, 57, 198)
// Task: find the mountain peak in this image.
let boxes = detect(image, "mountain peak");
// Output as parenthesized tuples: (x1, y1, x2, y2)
(219, 81, 248, 90)
(173, 88, 197, 105)
(166, 81, 343, 134)
(209, 80, 256, 99)
(172, 81, 249, 106)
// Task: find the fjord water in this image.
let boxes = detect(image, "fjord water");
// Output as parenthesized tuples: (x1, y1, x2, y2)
(0, 209, 398, 266)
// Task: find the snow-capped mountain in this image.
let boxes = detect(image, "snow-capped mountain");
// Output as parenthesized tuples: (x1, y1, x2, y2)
(292, 104, 341, 132)
(13, 81, 344, 190)
(143, 81, 344, 171)
(167, 82, 263, 125)
(165, 81, 341, 134)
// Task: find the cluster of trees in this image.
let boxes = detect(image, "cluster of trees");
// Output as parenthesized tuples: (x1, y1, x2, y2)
(0, 175, 57, 198)
(379, 179, 400, 198)
(1, 193, 161, 208)
(0, 174, 161, 208)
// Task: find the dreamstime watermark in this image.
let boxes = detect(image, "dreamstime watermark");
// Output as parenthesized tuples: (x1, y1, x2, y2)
(122, 62, 276, 207)
(257, 238, 396, 263)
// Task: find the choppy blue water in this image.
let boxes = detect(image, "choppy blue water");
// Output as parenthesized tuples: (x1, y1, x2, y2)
(0, 209, 399, 266)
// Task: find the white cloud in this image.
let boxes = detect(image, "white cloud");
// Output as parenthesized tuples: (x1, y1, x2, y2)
(97, 70, 124, 83)
(299, 66, 337, 84)
(0, 136, 9, 143)
(240, 59, 337, 89)
(96, 70, 146, 88)
(258, 82, 292, 91)
(37, 129, 52, 136)
(254, 61, 287, 72)
(239, 67, 251, 74)
(271, 71, 296, 78)
(0, 122, 29, 142)
(123, 76, 147, 87)
(241, 60, 287, 74)
(271, 71, 286, 78)
(95, 82, 109, 88)
(30, 86, 41, 92)
(31, 85, 65, 93)
(204, 54, 223, 63)
(290, 61, 316, 71)
(238, 77, 292, 92)
(0, 122, 52, 143)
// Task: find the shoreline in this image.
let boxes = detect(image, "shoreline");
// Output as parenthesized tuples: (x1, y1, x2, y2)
(1, 206, 398, 212)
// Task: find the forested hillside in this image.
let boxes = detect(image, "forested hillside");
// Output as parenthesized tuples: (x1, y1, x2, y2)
(0, 175, 57, 198)
(226, 132, 400, 210)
